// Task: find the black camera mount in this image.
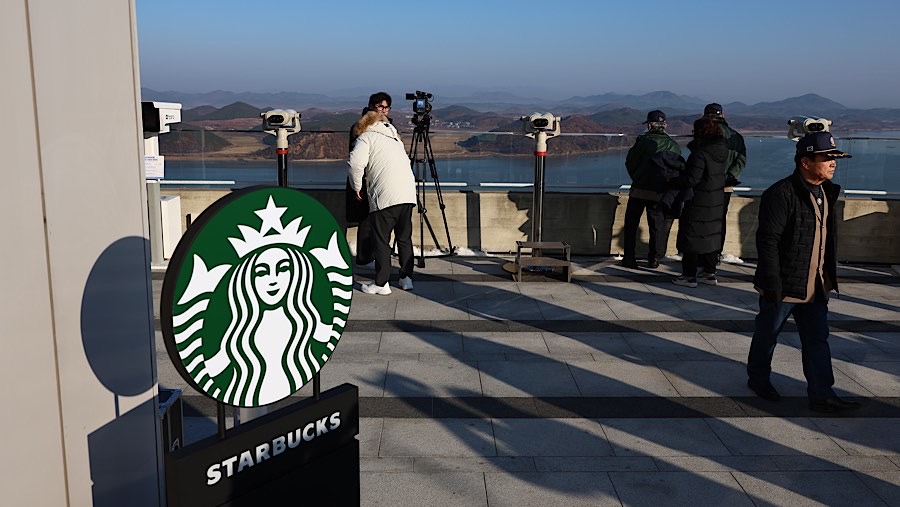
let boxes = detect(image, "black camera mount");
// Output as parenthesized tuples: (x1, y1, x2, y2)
(405, 91, 453, 266)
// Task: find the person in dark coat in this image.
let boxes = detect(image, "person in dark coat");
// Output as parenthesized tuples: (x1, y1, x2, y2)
(622, 110, 684, 269)
(746, 131, 860, 413)
(672, 116, 728, 287)
(703, 103, 747, 263)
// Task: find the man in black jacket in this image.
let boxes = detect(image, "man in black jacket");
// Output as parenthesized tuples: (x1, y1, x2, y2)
(622, 110, 684, 269)
(746, 131, 860, 413)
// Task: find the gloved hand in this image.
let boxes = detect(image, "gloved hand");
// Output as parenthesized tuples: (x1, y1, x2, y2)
(725, 174, 741, 187)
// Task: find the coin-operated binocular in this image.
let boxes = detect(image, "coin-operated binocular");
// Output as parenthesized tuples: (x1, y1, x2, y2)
(787, 116, 831, 141)
(261, 109, 302, 187)
(519, 113, 561, 243)
(521, 113, 561, 155)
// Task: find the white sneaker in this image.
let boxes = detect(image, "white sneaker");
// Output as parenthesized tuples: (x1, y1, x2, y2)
(360, 282, 392, 295)
(398, 276, 414, 290)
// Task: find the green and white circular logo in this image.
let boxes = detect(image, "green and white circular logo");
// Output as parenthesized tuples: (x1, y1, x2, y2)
(161, 187, 352, 407)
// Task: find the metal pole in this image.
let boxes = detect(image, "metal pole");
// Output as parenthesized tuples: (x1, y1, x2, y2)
(238, 129, 294, 426)
(144, 135, 165, 266)
(217, 403, 226, 440)
(531, 131, 548, 243)
(276, 129, 289, 187)
(147, 180, 164, 265)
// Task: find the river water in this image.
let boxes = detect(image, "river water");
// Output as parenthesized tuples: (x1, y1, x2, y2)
(161, 131, 900, 195)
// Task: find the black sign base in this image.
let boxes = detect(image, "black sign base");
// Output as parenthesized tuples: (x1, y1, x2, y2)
(165, 384, 359, 507)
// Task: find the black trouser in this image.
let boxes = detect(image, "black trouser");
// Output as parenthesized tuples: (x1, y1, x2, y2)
(370, 203, 415, 286)
(623, 197, 670, 262)
(719, 192, 732, 255)
(747, 291, 836, 401)
(681, 251, 718, 277)
(355, 216, 374, 265)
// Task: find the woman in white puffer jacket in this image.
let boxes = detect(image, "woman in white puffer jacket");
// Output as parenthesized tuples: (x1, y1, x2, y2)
(348, 108, 416, 295)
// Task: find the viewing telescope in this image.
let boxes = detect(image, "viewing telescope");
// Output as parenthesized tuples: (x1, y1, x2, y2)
(787, 116, 831, 141)
(260, 109, 302, 187)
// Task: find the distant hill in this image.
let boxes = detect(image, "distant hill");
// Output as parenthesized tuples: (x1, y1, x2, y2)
(560, 91, 707, 115)
(181, 105, 218, 122)
(142, 88, 362, 110)
(159, 130, 230, 153)
(587, 108, 645, 127)
(146, 88, 900, 128)
(726, 93, 848, 116)
(301, 111, 361, 132)
(198, 101, 266, 120)
(151, 90, 900, 140)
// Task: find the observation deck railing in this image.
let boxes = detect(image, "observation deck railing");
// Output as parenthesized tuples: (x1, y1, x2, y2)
(155, 128, 900, 199)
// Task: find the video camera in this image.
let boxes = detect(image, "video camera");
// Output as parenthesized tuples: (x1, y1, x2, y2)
(406, 91, 433, 116)
(787, 116, 831, 141)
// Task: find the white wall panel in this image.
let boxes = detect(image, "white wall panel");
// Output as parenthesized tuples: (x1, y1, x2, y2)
(0, 0, 162, 505)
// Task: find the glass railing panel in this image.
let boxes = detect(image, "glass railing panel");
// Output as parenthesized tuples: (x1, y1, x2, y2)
(155, 128, 900, 196)
(839, 135, 900, 195)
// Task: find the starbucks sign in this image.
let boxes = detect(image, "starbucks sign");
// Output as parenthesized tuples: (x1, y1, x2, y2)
(160, 187, 353, 407)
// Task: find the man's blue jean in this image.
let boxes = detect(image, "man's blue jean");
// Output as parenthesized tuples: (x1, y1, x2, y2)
(746, 292, 837, 401)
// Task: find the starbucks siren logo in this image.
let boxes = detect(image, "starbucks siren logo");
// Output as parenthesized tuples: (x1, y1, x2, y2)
(161, 187, 353, 407)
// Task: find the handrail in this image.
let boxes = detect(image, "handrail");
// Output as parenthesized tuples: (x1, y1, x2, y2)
(156, 128, 900, 197)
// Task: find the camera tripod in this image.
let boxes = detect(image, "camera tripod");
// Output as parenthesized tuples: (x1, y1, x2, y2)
(408, 114, 454, 267)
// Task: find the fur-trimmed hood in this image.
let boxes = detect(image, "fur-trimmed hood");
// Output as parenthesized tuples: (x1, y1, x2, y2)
(347, 111, 415, 212)
(352, 110, 392, 138)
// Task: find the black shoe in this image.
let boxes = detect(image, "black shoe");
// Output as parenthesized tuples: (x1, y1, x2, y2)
(647, 259, 660, 269)
(809, 397, 862, 414)
(747, 379, 781, 401)
(620, 259, 638, 269)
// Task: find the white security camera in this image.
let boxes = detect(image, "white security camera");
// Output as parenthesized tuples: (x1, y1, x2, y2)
(262, 109, 301, 131)
(141, 101, 182, 137)
(787, 116, 832, 141)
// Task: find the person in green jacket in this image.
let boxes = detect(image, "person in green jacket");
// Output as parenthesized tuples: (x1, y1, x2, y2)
(622, 110, 684, 268)
(703, 103, 746, 264)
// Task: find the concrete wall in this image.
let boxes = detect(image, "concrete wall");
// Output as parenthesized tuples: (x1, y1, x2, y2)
(162, 188, 900, 264)
(1, 1, 163, 505)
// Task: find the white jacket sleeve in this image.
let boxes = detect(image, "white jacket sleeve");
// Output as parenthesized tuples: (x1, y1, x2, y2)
(347, 135, 369, 192)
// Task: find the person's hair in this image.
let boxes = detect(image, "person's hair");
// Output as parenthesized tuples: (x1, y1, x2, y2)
(368, 92, 392, 108)
(692, 117, 723, 140)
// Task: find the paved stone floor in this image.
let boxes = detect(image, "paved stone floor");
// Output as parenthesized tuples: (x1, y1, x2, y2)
(154, 255, 900, 506)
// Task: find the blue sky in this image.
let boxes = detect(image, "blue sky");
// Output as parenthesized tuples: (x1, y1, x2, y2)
(136, 0, 900, 108)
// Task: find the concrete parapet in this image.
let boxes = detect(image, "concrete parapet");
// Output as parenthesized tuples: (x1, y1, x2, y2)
(162, 188, 900, 264)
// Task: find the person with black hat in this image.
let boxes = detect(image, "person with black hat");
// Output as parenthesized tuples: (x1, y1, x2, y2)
(703, 103, 746, 264)
(621, 110, 684, 269)
(746, 131, 860, 413)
